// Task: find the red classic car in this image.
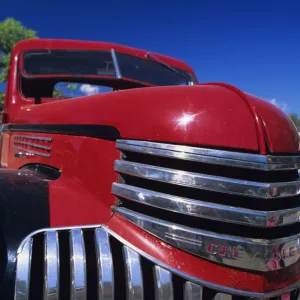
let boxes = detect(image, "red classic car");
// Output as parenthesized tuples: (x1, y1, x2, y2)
(0, 38, 300, 299)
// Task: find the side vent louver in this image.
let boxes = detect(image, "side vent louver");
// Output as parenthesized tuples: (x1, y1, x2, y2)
(12, 135, 52, 158)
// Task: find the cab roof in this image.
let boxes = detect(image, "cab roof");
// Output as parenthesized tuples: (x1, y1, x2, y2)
(14, 38, 196, 79)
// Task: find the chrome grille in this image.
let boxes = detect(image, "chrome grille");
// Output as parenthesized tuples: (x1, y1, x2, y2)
(113, 139, 300, 272)
(14, 226, 300, 300)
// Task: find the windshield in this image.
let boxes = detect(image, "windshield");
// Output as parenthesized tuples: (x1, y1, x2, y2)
(22, 50, 195, 86)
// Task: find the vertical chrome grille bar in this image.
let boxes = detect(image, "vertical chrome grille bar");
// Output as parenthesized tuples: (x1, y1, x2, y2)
(70, 229, 87, 300)
(14, 238, 33, 300)
(154, 266, 174, 300)
(13, 226, 300, 300)
(95, 228, 114, 300)
(184, 282, 203, 300)
(123, 245, 144, 300)
(43, 231, 59, 300)
(214, 293, 232, 300)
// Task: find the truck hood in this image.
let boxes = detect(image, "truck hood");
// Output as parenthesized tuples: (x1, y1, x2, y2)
(14, 83, 299, 154)
(245, 92, 299, 153)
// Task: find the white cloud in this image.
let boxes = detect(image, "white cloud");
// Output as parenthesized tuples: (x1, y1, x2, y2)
(80, 84, 100, 95)
(268, 98, 288, 112)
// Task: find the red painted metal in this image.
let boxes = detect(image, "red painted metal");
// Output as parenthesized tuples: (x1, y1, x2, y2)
(246, 93, 300, 153)
(1, 132, 119, 225)
(12, 81, 300, 153)
(12, 85, 260, 151)
(202, 82, 268, 154)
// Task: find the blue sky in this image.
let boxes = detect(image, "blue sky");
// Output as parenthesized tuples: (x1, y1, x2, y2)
(1, 0, 300, 114)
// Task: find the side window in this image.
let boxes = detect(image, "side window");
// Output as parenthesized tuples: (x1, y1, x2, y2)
(53, 82, 113, 98)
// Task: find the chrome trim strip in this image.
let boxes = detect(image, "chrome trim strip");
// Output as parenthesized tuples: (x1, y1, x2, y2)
(112, 183, 300, 227)
(95, 228, 114, 300)
(184, 282, 203, 300)
(12, 135, 52, 142)
(13, 146, 51, 158)
(14, 238, 33, 300)
(14, 140, 51, 151)
(104, 225, 300, 299)
(154, 266, 174, 300)
(123, 245, 144, 300)
(44, 231, 59, 300)
(117, 139, 300, 171)
(14, 151, 33, 158)
(114, 160, 300, 199)
(111, 49, 122, 79)
(113, 207, 300, 272)
(70, 229, 87, 300)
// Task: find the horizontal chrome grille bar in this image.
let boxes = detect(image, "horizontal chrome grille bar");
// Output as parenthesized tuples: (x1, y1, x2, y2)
(114, 160, 300, 199)
(14, 225, 300, 299)
(117, 140, 300, 171)
(113, 207, 300, 272)
(112, 183, 300, 227)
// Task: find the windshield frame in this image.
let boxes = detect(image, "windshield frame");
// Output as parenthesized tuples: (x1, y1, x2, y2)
(19, 48, 196, 87)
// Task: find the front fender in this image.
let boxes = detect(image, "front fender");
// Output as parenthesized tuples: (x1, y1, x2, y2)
(0, 168, 51, 299)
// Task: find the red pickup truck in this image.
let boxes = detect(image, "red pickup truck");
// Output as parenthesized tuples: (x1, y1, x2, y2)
(1, 38, 300, 300)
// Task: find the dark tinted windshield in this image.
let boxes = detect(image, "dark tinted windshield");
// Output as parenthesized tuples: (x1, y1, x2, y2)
(23, 50, 116, 76)
(22, 50, 195, 86)
(117, 53, 193, 86)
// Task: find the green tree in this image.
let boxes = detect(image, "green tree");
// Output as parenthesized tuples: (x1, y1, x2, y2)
(0, 18, 78, 104)
(53, 83, 78, 98)
(0, 18, 37, 112)
(0, 18, 37, 82)
(0, 92, 4, 111)
(289, 113, 300, 128)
